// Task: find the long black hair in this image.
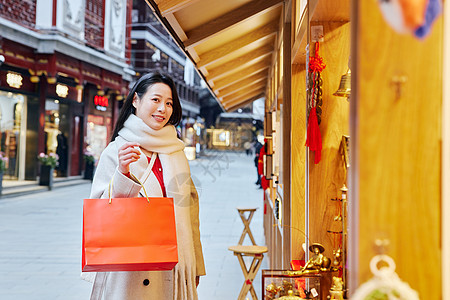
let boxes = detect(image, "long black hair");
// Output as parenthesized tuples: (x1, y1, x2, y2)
(110, 72, 182, 142)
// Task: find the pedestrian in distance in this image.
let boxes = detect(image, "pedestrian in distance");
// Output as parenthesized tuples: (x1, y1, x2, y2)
(254, 140, 263, 186)
(82, 72, 206, 299)
(244, 141, 252, 156)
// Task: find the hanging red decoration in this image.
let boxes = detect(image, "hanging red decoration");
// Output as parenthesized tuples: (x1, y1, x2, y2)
(306, 106, 322, 164)
(309, 43, 326, 73)
(306, 42, 326, 164)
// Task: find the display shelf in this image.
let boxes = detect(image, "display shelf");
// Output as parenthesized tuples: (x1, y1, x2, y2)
(262, 269, 333, 300)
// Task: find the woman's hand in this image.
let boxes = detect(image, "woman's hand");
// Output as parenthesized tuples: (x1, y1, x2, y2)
(118, 142, 141, 174)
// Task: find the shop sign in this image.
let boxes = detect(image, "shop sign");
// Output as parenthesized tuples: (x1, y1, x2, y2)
(6, 72, 23, 88)
(56, 84, 69, 98)
(94, 95, 109, 111)
(212, 129, 230, 146)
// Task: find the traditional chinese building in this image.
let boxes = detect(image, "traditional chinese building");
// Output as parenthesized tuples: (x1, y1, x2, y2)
(0, 0, 134, 180)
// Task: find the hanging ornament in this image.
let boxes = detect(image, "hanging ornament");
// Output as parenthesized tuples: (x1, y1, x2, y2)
(352, 255, 419, 300)
(306, 42, 326, 164)
(376, 0, 442, 39)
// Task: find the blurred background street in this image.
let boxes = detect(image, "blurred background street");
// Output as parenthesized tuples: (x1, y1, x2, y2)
(0, 151, 267, 300)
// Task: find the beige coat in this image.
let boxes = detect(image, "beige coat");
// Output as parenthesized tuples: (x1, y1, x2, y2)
(84, 116, 205, 300)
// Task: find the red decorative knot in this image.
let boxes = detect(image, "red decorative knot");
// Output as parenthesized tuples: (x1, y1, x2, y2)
(246, 279, 253, 285)
(308, 42, 326, 73)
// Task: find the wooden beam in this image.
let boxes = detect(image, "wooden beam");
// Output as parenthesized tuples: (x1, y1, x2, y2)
(222, 82, 266, 104)
(154, 0, 200, 16)
(187, 48, 200, 63)
(222, 89, 264, 107)
(165, 13, 188, 41)
(184, 0, 283, 48)
(207, 44, 273, 80)
(213, 58, 271, 90)
(217, 73, 267, 98)
(282, 13, 291, 270)
(197, 21, 279, 68)
(226, 99, 257, 112)
(225, 93, 264, 112)
(224, 92, 263, 109)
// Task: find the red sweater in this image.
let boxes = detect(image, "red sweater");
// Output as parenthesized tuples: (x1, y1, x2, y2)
(123, 156, 167, 197)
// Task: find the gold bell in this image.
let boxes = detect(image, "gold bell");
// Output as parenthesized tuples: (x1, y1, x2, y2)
(334, 69, 351, 98)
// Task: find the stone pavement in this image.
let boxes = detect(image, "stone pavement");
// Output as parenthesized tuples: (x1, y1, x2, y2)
(0, 181, 93, 299)
(0, 150, 268, 299)
(192, 151, 268, 300)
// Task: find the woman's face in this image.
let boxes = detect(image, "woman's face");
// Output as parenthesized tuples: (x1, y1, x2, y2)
(133, 82, 173, 131)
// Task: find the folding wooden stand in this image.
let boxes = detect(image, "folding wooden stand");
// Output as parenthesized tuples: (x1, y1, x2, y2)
(228, 245, 268, 300)
(237, 207, 258, 245)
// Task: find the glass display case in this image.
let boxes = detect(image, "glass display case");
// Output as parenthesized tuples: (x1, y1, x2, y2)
(262, 270, 322, 299)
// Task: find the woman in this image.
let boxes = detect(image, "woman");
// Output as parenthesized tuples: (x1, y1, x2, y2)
(82, 72, 206, 299)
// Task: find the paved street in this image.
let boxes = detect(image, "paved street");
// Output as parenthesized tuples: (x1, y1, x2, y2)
(0, 150, 267, 299)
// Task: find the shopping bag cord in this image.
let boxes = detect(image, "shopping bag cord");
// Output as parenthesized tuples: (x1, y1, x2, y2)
(108, 171, 150, 204)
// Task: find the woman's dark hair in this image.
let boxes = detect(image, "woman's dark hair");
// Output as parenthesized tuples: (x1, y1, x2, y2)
(110, 72, 182, 142)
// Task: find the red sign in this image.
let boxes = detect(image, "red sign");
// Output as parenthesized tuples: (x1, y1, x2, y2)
(94, 95, 109, 107)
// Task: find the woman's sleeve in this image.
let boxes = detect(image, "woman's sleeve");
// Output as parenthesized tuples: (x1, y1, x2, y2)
(90, 142, 143, 199)
(190, 178, 206, 276)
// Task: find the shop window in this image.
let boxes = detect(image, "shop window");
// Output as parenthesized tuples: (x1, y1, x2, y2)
(86, 119, 107, 162)
(0, 91, 26, 180)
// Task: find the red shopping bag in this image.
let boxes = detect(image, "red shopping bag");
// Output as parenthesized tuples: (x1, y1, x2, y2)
(82, 195, 178, 272)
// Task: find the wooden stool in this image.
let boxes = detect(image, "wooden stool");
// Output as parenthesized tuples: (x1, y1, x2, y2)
(237, 207, 258, 245)
(228, 245, 268, 300)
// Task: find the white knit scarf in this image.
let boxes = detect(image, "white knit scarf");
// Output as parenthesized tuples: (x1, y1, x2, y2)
(119, 114, 185, 154)
(119, 114, 198, 299)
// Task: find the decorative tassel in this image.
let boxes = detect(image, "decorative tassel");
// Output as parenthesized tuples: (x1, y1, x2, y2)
(306, 107, 322, 164)
(306, 42, 325, 164)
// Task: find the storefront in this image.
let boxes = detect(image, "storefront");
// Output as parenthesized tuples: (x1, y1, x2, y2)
(85, 85, 115, 162)
(180, 115, 206, 160)
(0, 38, 128, 181)
(44, 78, 83, 177)
(148, 0, 447, 298)
(34, 53, 126, 178)
(0, 66, 39, 181)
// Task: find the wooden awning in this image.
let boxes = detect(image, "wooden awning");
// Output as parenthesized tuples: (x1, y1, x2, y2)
(146, 0, 283, 112)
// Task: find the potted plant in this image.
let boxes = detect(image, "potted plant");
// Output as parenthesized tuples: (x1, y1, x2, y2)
(38, 152, 59, 190)
(0, 152, 8, 196)
(83, 150, 96, 181)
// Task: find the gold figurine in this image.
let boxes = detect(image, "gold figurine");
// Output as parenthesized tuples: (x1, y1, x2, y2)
(286, 243, 331, 276)
(265, 282, 280, 299)
(279, 280, 294, 296)
(332, 248, 343, 271)
(300, 243, 330, 274)
(329, 277, 344, 300)
(278, 290, 302, 299)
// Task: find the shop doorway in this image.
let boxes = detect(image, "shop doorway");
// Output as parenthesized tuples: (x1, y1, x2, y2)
(45, 100, 69, 177)
(44, 99, 83, 177)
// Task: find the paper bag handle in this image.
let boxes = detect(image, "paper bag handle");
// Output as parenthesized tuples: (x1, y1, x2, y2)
(108, 171, 150, 204)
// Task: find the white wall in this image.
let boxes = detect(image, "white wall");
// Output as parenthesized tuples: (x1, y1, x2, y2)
(36, 0, 53, 29)
(104, 0, 127, 58)
(56, 0, 85, 41)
